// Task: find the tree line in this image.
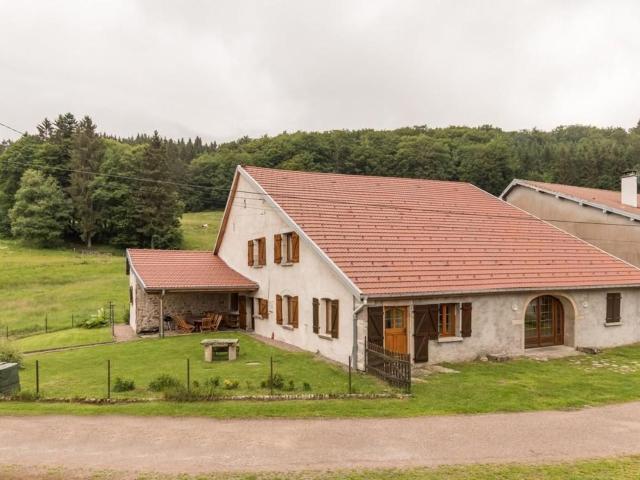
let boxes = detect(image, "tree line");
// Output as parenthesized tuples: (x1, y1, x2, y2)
(2, 113, 640, 248)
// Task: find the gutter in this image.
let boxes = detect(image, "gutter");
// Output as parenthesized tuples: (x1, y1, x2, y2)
(352, 296, 368, 371)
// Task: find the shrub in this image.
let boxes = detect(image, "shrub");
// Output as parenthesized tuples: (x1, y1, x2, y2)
(122, 309, 130, 325)
(0, 340, 23, 366)
(261, 373, 285, 390)
(303, 382, 312, 391)
(285, 380, 295, 391)
(112, 377, 135, 392)
(77, 307, 108, 329)
(223, 379, 239, 390)
(203, 376, 220, 389)
(148, 374, 182, 392)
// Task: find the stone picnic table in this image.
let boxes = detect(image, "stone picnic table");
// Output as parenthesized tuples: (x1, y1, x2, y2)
(200, 338, 239, 361)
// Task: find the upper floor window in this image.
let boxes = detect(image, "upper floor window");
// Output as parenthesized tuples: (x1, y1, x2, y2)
(248, 237, 266, 267)
(274, 232, 299, 265)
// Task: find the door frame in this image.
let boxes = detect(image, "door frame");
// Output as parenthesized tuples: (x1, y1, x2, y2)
(524, 295, 564, 348)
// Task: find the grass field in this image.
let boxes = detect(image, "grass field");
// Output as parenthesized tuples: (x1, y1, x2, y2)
(13, 327, 113, 352)
(180, 211, 223, 250)
(0, 211, 221, 342)
(17, 332, 383, 399)
(2, 455, 640, 480)
(7, 339, 640, 418)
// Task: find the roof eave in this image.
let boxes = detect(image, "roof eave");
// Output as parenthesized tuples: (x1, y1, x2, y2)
(501, 179, 640, 222)
(144, 285, 258, 293)
(366, 282, 640, 299)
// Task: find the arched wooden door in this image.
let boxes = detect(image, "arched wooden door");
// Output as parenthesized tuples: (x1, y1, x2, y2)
(524, 295, 564, 348)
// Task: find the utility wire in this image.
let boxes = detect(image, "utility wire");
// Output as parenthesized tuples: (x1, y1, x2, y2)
(0, 121, 26, 136)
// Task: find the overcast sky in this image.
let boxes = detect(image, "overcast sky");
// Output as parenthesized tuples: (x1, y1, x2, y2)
(2, 0, 640, 143)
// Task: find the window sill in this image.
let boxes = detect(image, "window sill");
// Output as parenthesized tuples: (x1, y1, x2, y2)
(437, 336, 463, 343)
(318, 333, 333, 341)
(604, 321, 623, 327)
(281, 324, 294, 331)
(280, 262, 294, 267)
(252, 265, 264, 269)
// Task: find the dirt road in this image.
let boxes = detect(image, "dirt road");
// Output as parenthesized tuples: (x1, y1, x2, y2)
(2, 402, 640, 475)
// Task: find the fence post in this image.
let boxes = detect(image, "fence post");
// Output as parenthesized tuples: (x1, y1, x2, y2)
(107, 360, 111, 400)
(35, 360, 40, 396)
(270, 356, 273, 396)
(71, 314, 74, 328)
(109, 301, 115, 336)
(5, 325, 8, 339)
(364, 336, 368, 372)
(186, 358, 190, 393)
(348, 355, 352, 394)
(44, 314, 48, 333)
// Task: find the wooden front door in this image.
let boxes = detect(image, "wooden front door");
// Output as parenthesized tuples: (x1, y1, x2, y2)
(238, 296, 247, 330)
(367, 307, 384, 346)
(524, 295, 564, 348)
(384, 306, 408, 354)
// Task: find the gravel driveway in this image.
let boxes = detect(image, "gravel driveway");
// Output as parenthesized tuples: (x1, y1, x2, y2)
(1, 402, 640, 475)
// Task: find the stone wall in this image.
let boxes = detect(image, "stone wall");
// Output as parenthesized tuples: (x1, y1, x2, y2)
(132, 283, 232, 333)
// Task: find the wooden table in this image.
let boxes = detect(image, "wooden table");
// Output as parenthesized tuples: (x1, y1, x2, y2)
(201, 338, 239, 362)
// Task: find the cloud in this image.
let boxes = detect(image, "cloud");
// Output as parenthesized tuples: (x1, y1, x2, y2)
(2, 0, 640, 143)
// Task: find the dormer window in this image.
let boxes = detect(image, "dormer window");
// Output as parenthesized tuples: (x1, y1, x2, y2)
(274, 232, 299, 265)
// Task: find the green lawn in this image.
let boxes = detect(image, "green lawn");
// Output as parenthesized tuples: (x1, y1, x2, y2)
(2, 456, 640, 480)
(6, 341, 640, 418)
(180, 211, 223, 250)
(17, 332, 383, 399)
(0, 211, 221, 343)
(13, 327, 113, 352)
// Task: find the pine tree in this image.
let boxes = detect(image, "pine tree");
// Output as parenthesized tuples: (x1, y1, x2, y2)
(68, 116, 104, 247)
(9, 169, 71, 246)
(130, 131, 183, 248)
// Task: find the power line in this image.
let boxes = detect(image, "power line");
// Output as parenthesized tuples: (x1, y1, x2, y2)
(0, 121, 26, 136)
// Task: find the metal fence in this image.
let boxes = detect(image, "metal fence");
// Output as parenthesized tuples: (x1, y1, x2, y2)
(2, 301, 121, 340)
(364, 337, 411, 393)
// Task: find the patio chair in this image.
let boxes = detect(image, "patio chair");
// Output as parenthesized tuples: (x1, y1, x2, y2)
(211, 313, 223, 332)
(175, 314, 195, 333)
(201, 314, 213, 331)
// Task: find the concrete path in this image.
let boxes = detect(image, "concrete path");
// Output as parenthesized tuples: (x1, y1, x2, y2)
(2, 402, 640, 474)
(113, 324, 137, 342)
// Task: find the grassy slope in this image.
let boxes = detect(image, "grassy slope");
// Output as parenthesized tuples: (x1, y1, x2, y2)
(0, 211, 220, 340)
(18, 332, 382, 398)
(14, 327, 113, 352)
(180, 211, 223, 250)
(2, 456, 640, 480)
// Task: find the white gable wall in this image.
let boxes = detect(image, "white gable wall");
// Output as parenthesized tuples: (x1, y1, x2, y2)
(216, 173, 359, 366)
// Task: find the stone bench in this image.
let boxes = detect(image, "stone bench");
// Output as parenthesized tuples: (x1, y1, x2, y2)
(201, 338, 239, 362)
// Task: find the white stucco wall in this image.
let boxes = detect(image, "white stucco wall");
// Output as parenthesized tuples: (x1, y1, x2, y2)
(368, 287, 640, 364)
(216, 173, 359, 366)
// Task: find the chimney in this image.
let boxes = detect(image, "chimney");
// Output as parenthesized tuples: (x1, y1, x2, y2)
(621, 171, 638, 208)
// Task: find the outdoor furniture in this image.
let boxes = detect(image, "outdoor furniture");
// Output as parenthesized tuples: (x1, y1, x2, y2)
(201, 338, 239, 362)
(201, 315, 213, 331)
(175, 315, 195, 333)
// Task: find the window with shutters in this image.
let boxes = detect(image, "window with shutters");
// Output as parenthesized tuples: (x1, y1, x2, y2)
(317, 298, 339, 338)
(279, 294, 299, 328)
(254, 298, 269, 319)
(278, 232, 300, 265)
(438, 303, 457, 337)
(606, 293, 621, 324)
(249, 237, 267, 267)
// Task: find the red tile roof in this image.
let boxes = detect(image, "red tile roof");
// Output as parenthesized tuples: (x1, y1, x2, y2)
(242, 166, 640, 296)
(127, 249, 258, 291)
(511, 180, 640, 218)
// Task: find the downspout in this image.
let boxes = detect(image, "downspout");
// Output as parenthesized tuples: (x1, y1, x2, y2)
(352, 295, 368, 370)
(159, 289, 165, 339)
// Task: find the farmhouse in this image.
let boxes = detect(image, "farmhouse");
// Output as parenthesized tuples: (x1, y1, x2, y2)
(128, 166, 640, 368)
(501, 172, 640, 267)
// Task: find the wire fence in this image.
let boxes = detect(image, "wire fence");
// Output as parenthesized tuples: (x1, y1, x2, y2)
(1, 301, 125, 340)
(20, 355, 377, 402)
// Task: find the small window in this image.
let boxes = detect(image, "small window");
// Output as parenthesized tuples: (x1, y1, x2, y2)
(438, 303, 457, 337)
(278, 294, 299, 327)
(385, 307, 406, 329)
(254, 298, 268, 319)
(279, 232, 299, 264)
(249, 238, 266, 267)
(129, 286, 133, 304)
(606, 293, 621, 323)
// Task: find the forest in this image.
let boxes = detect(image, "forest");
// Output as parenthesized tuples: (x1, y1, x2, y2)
(2, 112, 640, 248)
